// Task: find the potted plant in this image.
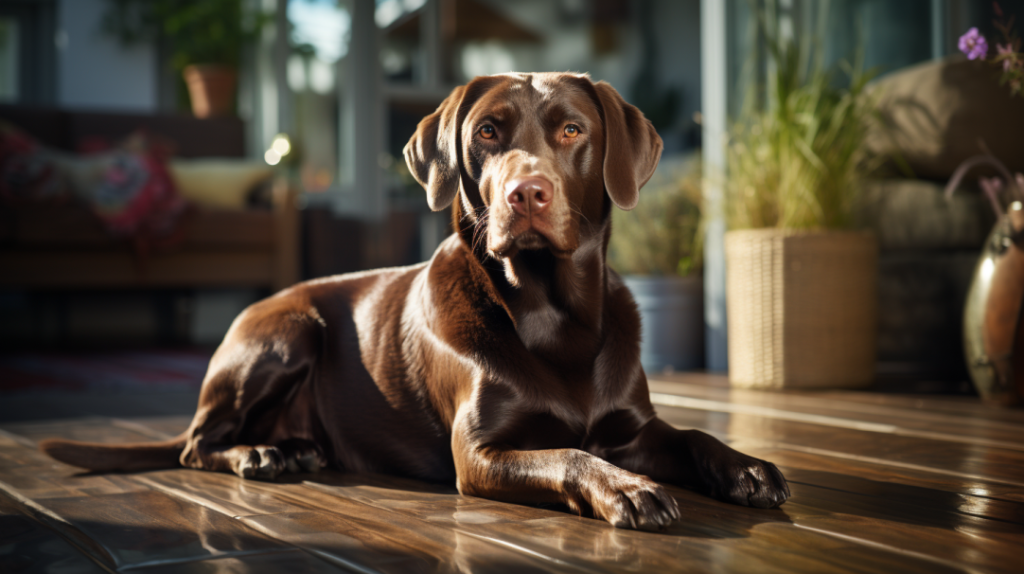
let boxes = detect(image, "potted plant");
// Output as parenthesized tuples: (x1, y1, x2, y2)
(609, 157, 704, 373)
(723, 13, 882, 389)
(102, 0, 268, 118)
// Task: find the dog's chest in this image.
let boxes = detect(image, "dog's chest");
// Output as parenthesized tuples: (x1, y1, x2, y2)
(516, 303, 601, 368)
(501, 405, 647, 454)
(504, 411, 584, 451)
(495, 361, 639, 453)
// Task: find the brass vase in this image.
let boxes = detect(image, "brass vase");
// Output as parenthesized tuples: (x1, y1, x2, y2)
(954, 155, 1024, 405)
(963, 201, 1024, 405)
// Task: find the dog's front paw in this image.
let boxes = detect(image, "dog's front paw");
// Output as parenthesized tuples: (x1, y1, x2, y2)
(713, 454, 789, 509)
(277, 438, 327, 474)
(688, 431, 790, 508)
(233, 445, 286, 480)
(569, 459, 680, 530)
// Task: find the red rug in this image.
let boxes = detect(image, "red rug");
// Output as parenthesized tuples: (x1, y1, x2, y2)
(0, 350, 211, 392)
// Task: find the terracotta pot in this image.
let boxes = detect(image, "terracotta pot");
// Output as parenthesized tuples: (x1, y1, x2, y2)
(725, 229, 878, 389)
(183, 64, 237, 118)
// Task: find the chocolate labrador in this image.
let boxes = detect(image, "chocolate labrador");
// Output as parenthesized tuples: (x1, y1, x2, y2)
(42, 73, 789, 529)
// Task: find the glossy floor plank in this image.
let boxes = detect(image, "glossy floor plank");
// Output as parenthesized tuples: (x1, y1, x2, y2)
(651, 374, 1024, 425)
(40, 490, 292, 571)
(1, 375, 1023, 573)
(648, 379, 1024, 448)
(136, 550, 345, 574)
(655, 404, 1024, 486)
(0, 494, 109, 574)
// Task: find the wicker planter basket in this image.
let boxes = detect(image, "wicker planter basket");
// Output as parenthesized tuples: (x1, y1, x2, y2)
(725, 229, 878, 389)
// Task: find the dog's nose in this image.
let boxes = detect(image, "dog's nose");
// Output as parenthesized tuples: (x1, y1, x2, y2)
(504, 177, 553, 216)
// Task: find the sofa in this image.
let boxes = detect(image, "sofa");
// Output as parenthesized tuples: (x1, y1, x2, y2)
(0, 105, 299, 293)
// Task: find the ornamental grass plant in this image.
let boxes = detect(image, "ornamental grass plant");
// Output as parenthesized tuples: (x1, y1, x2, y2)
(609, 158, 703, 277)
(726, 10, 881, 231)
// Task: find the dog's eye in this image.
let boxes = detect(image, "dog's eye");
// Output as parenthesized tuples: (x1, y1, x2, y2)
(479, 125, 496, 140)
(563, 124, 581, 138)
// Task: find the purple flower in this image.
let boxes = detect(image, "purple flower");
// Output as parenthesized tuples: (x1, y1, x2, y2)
(998, 43, 1014, 70)
(959, 27, 989, 60)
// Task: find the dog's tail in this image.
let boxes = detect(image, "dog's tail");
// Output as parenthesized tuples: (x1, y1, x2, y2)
(39, 433, 188, 473)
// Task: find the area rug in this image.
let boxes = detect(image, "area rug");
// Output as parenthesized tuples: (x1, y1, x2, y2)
(0, 349, 211, 393)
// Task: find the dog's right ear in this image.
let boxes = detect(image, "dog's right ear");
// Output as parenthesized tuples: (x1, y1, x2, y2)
(592, 81, 663, 211)
(403, 85, 468, 212)
(405, 77, 502, 211)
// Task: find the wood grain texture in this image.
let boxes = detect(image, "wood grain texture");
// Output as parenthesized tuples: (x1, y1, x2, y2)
(1, 375, 1022, 573)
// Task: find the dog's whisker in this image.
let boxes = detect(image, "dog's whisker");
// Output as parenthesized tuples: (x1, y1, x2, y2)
(569, 204, 592, 227)
(471, 208, 490, 254)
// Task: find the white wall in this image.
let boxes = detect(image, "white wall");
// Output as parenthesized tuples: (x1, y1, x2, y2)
(56, 0, 157, 111)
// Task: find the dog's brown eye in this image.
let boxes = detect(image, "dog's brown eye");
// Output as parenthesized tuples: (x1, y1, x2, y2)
(564, 124, 580, 138)
(479, 125, 496, 139)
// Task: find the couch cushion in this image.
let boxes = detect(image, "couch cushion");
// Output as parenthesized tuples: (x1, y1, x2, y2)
(169, 159, 274, 209)
(865, 56, 1024, 179)
(859, 178, 993, 250)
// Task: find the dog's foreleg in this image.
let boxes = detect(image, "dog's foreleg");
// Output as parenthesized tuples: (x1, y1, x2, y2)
(602, 417, 790, 509)
(452, 431, 679, 530)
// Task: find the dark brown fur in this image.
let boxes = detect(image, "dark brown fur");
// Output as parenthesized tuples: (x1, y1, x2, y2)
(41, 73, 788, 529)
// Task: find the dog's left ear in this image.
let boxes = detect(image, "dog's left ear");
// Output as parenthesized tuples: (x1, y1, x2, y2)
(403, 85, 467, 211)
(593, 81, 663, 210)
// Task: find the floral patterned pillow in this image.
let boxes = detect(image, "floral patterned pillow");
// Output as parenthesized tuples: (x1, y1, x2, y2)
(0, 123, 189, 251)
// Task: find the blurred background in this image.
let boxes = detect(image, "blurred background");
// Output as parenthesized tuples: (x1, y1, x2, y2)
(0, 0, 1021, 401)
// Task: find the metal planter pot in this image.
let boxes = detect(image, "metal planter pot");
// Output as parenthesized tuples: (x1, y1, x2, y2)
(623, 275, 705, 373)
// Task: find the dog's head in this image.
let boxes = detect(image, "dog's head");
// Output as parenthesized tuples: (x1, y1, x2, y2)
(404, 72, 662, 258)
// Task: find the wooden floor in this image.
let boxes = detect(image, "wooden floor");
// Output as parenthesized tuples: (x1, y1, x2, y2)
(1, 373, 1023, 573)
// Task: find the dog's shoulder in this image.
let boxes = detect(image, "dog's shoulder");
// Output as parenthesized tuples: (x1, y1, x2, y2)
(424, 235, 508, 314)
